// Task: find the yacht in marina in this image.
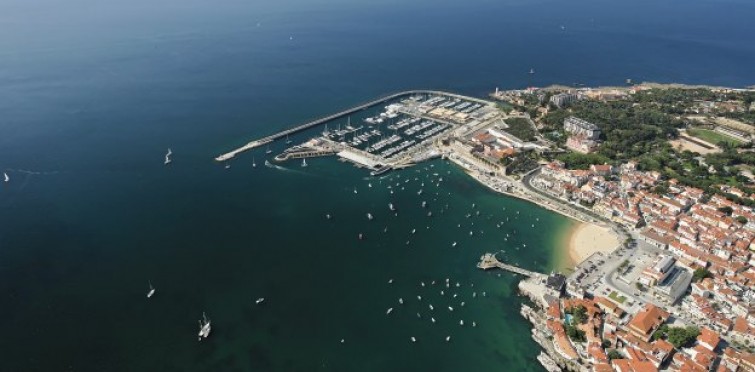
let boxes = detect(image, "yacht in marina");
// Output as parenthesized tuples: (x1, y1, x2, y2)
(198, 313, 211, 340)
(301, 158, 307, 167)
(266, 145, 272, 154)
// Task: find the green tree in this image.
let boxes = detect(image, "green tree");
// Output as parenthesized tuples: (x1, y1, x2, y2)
(566, 305, 588, 324)
(652, 324, 670, 341)
(693, 268, 712, 282)
(718, 206, 734, 216)
(667, 326, 700, 348)
(564, 324, 586, 342)
(654, 184, 669, 195)
(607, 349, 624, 360)
(736, 215, 748, 224)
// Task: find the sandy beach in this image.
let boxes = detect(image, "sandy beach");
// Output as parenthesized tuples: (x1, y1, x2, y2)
(567, 223, 621, 265)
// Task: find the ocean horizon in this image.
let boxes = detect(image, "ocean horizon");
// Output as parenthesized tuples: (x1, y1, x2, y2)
(1, 0, 754, 370)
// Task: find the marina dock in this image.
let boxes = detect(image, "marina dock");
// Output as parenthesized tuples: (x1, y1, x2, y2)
(214, 89, 491, 162)
(477, 253, 544, 278)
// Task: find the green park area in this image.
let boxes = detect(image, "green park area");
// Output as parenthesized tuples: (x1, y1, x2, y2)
(687, 128, 743, 146)
(608, 291, 627, 304)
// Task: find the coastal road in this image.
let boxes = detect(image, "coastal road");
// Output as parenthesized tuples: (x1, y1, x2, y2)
(523, 169, 607, 225)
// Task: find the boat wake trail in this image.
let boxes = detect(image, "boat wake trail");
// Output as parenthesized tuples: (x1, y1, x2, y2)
(10, 169, 61, 176)
(264, 162, 287, 171)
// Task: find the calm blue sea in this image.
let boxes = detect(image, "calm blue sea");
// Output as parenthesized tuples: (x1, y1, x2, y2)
(0, 0, 753, 370)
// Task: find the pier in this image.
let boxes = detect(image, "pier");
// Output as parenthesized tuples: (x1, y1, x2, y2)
(214, 89, 490, 162)
(477, 253, 544, 278)
(273, 149, 336, 162)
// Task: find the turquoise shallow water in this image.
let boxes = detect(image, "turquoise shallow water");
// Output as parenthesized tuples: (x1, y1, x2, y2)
(1, 0, 754, 370)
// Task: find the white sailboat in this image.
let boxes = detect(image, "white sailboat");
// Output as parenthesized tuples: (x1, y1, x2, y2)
(164, 148, 172, 165)
(301, 158, 307, 167)
(198, 313, 211, 340)
(266, 145, 272, 154)
(367, 213, 373, 221)
(3, 172, 8, 182)
(286, 135, 292, 144)
(255, 297, 265, 305)
(388, 203, 395, 211)
(252, 157, 257, 168)
(147, 281, 155, 298)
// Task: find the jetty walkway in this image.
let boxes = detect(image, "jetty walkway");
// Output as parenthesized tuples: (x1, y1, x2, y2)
(273, 149, 336, 162)
(214, 89, 491, 162)
(477, 253, 544, 278)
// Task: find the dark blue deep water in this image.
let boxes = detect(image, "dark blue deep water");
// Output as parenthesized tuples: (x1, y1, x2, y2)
(1, 0, 753, 370)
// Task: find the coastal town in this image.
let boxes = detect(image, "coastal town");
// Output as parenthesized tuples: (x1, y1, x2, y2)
(477, 84, 755, 372)
(216, 83, 755, 371)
